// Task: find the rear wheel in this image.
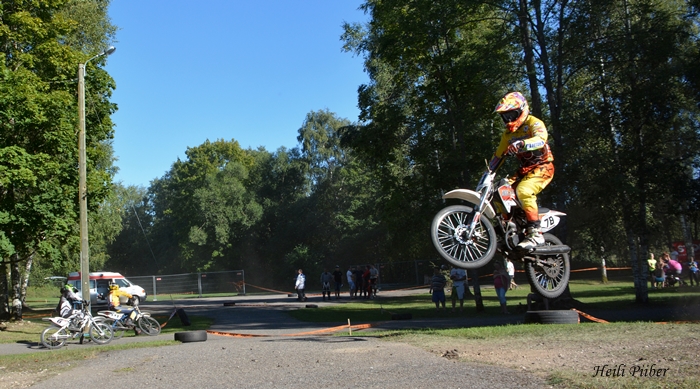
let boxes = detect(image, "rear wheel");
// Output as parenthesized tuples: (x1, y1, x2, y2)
(138, 316, 161, 336)
(525, 233, 570, 299)
(40, 326, 68, 349)
(431, 205, 496, 269)
(89, 322, 114, 344)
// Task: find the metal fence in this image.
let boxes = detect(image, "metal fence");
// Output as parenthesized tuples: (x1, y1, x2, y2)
(128, 270, 245, 301)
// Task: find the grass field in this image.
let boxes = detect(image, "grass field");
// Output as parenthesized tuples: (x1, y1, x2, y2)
(287, 280, 700, 323)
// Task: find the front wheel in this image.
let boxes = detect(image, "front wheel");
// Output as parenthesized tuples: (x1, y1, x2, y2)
(525, 233, 571, 299)
(94, 316, 125, 339)
(431, 205, 497, 269)
(138, 316, 161, 336)
(89, 322, 114, 344)
(41, 326, 68, 349)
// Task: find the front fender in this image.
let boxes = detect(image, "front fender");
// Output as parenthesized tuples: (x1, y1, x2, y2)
(443, 189, 496, 219)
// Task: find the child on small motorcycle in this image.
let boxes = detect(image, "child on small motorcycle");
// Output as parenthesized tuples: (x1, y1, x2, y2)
(56, 284, 84, 329)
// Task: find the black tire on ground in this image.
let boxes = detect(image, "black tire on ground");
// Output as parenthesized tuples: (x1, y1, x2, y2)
(524, 310, 580, 324)
(305, 304, 318, 308)
(174, 330, 207, 343)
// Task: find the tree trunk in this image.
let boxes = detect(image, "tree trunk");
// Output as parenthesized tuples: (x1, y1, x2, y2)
(21, 253, 34, 310)
(0, 261, 9, 320)
(625, 227, 648, 304)
(517, 0, 542, 117)
(10, 256, 22, 320)
(681, 213, 696, 263)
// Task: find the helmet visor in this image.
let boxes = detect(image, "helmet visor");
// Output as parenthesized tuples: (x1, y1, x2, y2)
(500, 110, 521, 123)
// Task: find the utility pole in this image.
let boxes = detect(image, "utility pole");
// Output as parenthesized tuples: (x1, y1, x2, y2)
(77, 46, 115, 303)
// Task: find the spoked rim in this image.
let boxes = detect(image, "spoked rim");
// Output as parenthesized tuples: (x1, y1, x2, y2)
(431, 205, 496, 269)
(89, 322, 114, 344)
(138, 316, 161, 335)
(41, 326, 68, 349)
(525, 233, 570, 299)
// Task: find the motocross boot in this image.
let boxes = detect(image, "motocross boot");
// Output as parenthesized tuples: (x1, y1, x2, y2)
(517, 226, 545, 250)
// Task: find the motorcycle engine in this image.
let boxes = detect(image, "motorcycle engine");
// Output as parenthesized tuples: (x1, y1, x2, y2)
(503, 221, 520, 250)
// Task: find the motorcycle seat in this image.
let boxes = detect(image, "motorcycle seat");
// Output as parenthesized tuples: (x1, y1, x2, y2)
(537, 207, 550, 214)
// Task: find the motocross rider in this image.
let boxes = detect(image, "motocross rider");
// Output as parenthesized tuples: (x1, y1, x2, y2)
(57, 284, 84, 328)
(488, 92, 554, 250)
(108, 283, 133, 311)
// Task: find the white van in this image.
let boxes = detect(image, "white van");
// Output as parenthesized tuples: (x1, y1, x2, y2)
(67, 272, 147, 306)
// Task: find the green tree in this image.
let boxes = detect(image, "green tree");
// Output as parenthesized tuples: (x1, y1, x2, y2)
(0, 0, 117, 319)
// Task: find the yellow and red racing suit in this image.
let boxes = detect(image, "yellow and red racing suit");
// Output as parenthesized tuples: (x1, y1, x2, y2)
(488, 115, 554, 223)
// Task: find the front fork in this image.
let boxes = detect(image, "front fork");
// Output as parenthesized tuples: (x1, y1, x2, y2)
(464, 188, 490, 239)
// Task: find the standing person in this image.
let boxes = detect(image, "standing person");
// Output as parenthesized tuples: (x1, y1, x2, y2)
(354, 266, 365, 299)
(488, 92, 554, 249)
(449, 266, 467, 313)
(332, 265, 343, 299)
(654, 256, 666, 289)
(320, 268, 333, 301)
(368, 264, 379, 298)
(687, 258, 699, 287)
(506, 258, 517, 290)
(647, 253, 658, 288)
(362, 265, 371, 299)
(430, 266, 447, 312)
(295, 269, 307, 302)
(493, 261, 510, 314)
(346, 266, 356, 298)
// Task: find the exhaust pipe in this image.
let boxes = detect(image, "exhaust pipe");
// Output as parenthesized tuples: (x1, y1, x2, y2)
(526, 245, 571, 255)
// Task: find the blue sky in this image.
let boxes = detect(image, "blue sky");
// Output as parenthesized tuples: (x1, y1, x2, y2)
(106, 1, 369, 188)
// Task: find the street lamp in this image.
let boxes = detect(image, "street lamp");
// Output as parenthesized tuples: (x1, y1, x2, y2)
(78, 46, 116, 303)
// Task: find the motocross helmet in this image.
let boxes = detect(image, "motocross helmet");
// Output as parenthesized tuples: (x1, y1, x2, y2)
(494, 92, 529, 133)
(108, 283, 119, 291)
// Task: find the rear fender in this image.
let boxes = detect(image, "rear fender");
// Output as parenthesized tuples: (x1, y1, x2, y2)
(540, 210, 566, 233)
(443, 189, 496, 219)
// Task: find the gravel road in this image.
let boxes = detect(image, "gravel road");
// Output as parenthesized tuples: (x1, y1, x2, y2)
(29, 334, 547, 389)
(14, 290, 550, 388)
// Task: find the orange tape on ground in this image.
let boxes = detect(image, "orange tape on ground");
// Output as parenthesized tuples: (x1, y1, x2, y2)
(206, 322, 378, 338)
(572, 309, 609, 323)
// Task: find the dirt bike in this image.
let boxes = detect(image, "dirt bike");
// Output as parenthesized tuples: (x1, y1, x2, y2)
(40, 301, 114, 349)
(431, 168, 571, 299)
(95, 298, 161, 338)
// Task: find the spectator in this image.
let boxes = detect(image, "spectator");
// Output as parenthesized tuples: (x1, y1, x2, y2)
(368, 264, 379, 298)
(320, 268, 333, 301)
(647, 253, 657, 288)
(687, 258, 699, 287)
(665, 252, 683, 286)
(493, 261, 510, 314)
(295, 269, 307, 301)
(362, 265, 371, 299)
(506, 258, 517, 290)
(449, 266, 467, 313)
(332, 265, 343, 299)
(354, 266, 365, 299)
(653, 258, 666, 289)
(430, 266, 447, 312)
(347, 266, 356, 298)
